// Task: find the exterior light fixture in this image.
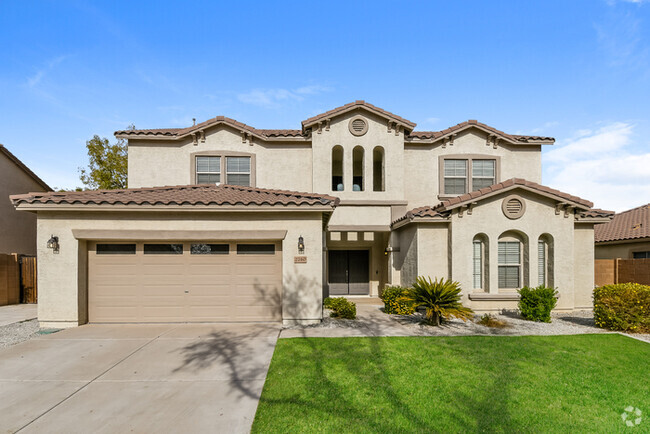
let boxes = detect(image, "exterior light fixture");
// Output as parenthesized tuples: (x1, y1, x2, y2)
(47, 235, 59, 253)
(298, 235, 305, 254)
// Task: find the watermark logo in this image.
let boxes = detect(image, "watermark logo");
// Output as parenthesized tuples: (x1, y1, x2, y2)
(621, 406, 642, 428)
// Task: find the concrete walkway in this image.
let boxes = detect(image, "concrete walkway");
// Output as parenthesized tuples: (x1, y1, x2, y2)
(281, 302, 416, 338)
(0, 304, 37, 326)
(0, 323, 280, 433)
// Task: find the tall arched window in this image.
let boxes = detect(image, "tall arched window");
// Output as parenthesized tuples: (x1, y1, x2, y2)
(538, 234, 554, 287)
(352, 146, 364, 191)
(498, 231, 529, 289)
(373, 146, 385, 192)
(331, 146, 344, 191)
(473, 234, 489, 291)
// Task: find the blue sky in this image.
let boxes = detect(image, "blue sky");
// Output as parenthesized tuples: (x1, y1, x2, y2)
(1, 0, 649, 211)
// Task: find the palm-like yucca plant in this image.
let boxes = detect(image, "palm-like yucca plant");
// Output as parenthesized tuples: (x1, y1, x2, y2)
(402, 276, 473, 326)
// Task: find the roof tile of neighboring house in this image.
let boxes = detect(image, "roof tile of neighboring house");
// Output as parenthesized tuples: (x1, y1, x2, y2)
(11, 184, 339, 208)
(392, 178, 613, 226)
(594, 204, 650, 243)
(408, 120, 554, 143)
(0, 144, 52, 191)
(301, 100, 417, 129)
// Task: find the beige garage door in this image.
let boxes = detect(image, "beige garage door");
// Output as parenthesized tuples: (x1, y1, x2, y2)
(88, 241, 282, 323)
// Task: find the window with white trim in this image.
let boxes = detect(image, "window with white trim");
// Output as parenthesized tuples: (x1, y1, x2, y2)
(472, 160, 496, 191)
(226, 157, 251, 186)
(538, 239, 547, 286)
(443, 159, 467, 195)
(498, 240, 521, 288)
(473, 240, 483, 289)
(196, 156, 220, 184)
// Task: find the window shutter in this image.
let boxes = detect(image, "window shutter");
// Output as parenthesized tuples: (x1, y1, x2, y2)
(538, 240, 546, 286)
(473, 241, 482, 289)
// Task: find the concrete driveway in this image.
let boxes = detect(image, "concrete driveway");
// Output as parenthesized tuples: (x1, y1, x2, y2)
(0, 304, 37, 326)
(0, 323, 280, 433)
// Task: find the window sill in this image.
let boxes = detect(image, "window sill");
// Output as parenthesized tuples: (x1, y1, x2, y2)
(468, 293, 520, 301)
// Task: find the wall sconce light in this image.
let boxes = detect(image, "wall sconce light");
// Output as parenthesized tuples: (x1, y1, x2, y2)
(384, 246, 399, 256)
(298, 235, 305, 254)
(47, 235, 59, 253)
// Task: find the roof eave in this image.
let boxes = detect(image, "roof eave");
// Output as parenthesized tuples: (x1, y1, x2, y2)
(12, 203, 337, 212)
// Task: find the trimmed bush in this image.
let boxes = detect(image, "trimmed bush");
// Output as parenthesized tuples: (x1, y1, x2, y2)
(517, 286, 559, 322)
(380, 285, 416, 315)
(323, 297, 357, 319)
(594, 283, 650, 333)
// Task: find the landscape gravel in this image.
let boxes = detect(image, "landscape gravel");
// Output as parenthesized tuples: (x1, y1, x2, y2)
(0, 319, 39, 349)
(284, 304, 650, 343)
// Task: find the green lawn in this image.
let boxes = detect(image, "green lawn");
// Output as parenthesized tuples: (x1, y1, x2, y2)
(252, 334, 649, 433)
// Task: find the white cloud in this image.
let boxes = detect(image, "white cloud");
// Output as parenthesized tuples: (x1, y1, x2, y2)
(531, 121, 559, 134)
(237, 85, 332, 108)
(26, 56, 68, 88)
(543, 122, 650, 212)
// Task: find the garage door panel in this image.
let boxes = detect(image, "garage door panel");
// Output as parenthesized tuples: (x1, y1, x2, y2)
(88, 240, 282, 323)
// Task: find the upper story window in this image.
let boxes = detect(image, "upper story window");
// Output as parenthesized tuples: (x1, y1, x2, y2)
(196, 156, 221, 184)
(441, 156, 498, 196)
(443, 159, 467, 195)
(373, 146, 385, 192)
(226, 157, 251, 186)
(352, 146, 364, 191)
(194, 154, 253, 187)
(332, 146, 344, 191)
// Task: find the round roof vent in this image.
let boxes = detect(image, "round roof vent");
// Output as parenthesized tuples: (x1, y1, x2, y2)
(349, 116, 368, 136)
(502, 195, 526, 219)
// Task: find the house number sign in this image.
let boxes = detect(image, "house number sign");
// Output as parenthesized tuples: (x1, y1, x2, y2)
(294, 256, 307, 264)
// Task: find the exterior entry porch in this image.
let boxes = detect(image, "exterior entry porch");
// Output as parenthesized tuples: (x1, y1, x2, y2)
(325, 231, 389, 298)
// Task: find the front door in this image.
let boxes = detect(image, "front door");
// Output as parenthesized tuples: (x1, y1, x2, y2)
(328, 250, 369, 295)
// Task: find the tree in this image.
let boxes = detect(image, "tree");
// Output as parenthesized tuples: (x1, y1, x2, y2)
(79, 134, 128, 190)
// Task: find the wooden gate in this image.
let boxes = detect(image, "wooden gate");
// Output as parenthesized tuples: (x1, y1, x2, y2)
(0, 254, 20, 306)
(20, 256, 37, 303)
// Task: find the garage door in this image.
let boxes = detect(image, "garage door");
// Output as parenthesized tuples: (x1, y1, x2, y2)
(87, 241, 282, 323)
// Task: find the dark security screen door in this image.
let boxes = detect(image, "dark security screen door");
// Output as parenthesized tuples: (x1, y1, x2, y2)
(328, 250, 369, 295)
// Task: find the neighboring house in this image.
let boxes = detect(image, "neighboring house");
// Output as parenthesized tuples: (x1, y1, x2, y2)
(595, 204, 650, 259)
(11, 101, 613, 328)
(0, 144, 51, 255)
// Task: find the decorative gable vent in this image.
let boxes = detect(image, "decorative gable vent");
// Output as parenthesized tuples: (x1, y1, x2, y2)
(348, 116, 368, 136)
(502, 195, 525, 219)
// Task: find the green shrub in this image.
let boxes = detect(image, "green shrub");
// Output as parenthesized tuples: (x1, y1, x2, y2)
(594, 283, 650, 333)
(403, 276, 473, 326)
(380, 285, 416, 315)
(323, 297, 357, 319)
(517, 286, 558, 322)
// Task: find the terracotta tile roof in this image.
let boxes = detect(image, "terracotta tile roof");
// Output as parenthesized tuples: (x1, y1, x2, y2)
(595, 204, 650, 243)
(0, 144, 52, 191)
(407, 120, 554, 144)
(391, 206, 450, 226)
(391, 178, 608, 227)
(115, 117, 304, 140)
(11, 184, 339, 208)
(436, 178, 594, 210)
(301, 100, 417, 130)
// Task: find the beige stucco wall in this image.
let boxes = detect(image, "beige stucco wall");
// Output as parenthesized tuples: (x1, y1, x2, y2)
(327, 205, 392, 227)
(415, 224, 450, 284)
(35, 210, 324, 328)
(595, 240, 650, 259)
(574, 225, 595, 309)
(311, 109, 405, 201)
(128, 126, 313, 192)
(404, 130, 542, 208)
(392, 225, 418, 288)
(0, 155, 48, 255)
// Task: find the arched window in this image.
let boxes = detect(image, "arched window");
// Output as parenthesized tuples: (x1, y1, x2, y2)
(498, 231, 529, 289)
(538, 234, 554, 287)
(331, 146, 344, 191)
(352, 146, 364, 191)
(473, 234, 489, 291)
(373, 146, 385, 192)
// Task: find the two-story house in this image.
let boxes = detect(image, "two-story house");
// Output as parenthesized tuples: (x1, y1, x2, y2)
(12, 101, 613, 328)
